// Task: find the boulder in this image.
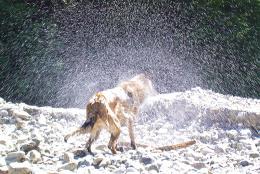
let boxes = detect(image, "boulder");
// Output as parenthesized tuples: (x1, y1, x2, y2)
(8, 161, 32, 174)
(6, 151, 26, 163)
(28, 150, 41, 163)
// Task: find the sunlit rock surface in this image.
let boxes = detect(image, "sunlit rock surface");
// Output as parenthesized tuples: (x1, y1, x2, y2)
(0, 87, 259, 174)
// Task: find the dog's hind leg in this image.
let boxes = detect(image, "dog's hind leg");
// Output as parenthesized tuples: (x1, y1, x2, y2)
(64, 119, 93, 142)
(85, 124, 101, 154)
(108, 130, 120, 154)
(64, 127, 86, 142)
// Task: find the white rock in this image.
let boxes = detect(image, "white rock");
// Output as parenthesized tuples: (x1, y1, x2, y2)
(10, 109, 30, 121)
(59, 170, 75, 174)
(8, 161, 32, 174)
(0, 110, 8, 117)
(0, 157, 6, 167)
(28, 150, 41, 163)
(0, 166, 8, 174)
(58, 162, 77, 171)
(95, 144, 109, 152)
(200, 147, 214, 156)
(38, 114, 47, 125)
(0, 97, 6, 104)
(240, 129, 252, 137)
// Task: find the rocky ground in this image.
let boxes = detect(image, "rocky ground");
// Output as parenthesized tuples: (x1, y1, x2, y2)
(0, 87, 259, 174)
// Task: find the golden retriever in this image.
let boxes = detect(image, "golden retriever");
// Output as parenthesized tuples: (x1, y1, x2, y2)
(64, 74, 156, 154)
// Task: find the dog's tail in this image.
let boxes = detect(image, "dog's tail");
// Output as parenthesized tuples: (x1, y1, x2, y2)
(64, 119, 94, 142)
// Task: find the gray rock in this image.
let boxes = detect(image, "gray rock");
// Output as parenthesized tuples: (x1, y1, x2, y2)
(93, 154, 105, 166)
(239, 160, 250, 167)
(6, 151, 26, 163)
(58, 162, 77, 171)
(0, 139, 6, 145)
(8, 161, 32, 174)
(62, 152, 74, 163)
(28, 150, 41, 163)
(73, 149, 87, 158)
(78, 160, 91, 168)
(140, 155, 154, 165)
(191, 162, 206, 169)
(20, 139, 40, 153)
(146, 164, 160, 172)
(249, 152, 259, 158)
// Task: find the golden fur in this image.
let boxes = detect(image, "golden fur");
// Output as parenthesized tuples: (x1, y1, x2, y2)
(64, 74, 156, 154)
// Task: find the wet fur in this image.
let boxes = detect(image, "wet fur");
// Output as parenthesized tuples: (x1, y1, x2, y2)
(64, 74, 156, 154)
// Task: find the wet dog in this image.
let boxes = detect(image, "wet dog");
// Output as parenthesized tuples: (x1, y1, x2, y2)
(64, 74, 156, 154)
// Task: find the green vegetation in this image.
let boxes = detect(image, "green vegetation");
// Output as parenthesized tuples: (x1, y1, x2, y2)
(0, 0, 259, 107)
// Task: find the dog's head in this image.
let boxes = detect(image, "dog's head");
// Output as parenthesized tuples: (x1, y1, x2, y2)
(120, 74, 157, 104)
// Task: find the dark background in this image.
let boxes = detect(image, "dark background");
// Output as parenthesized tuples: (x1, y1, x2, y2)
(0, 0, 259, 108)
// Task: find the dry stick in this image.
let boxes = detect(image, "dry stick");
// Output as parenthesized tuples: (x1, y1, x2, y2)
(119, 140, 196, 151)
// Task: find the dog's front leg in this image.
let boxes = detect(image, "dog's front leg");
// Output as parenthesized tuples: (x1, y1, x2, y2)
(128, 118, 136, 149)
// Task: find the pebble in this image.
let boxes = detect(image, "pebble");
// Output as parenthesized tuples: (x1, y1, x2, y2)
(58, 162, 77, 171)
(0, 110, 8, 117)
(62, 152, 74, 163)
(226, 130, 238, 140)
(249, 152, 259, 158)
(78, 160, 91, 168)
(239, 160, 250, 167)
(93, 155, 105, 166)
(140, 155, 154, 165)
(146, 164, 160, 172)
(191, 162, 206, 170)
(0, 90, 260, 174)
